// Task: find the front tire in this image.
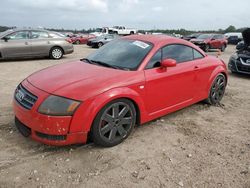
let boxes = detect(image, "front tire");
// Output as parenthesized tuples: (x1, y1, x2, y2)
(50, 47, 63, 60)
(204, 44, 209, 52)
(205, 73, 226, 105)
(91, 99, 136, 147)
(221, 44, 226, 52)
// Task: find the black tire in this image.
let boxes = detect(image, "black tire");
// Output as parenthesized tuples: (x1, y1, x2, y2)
(204, 44, 209, 52)
(130, 31, 134, 35)
(221, 44, 226, 52)
(205, 73, 226, 105)
(91, 99, 136, 147)
(50, 47, 63, 60)
(97, 42, 103, 48)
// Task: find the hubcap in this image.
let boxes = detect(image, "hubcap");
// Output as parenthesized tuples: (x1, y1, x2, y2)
(99, 102, 133, 142)
(211, 75, 226, 103)
(52, 48, 62, 59)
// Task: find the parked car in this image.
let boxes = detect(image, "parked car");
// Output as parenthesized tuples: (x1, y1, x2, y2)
(227, 35, 243, 45)
(108, 26, 137, 35)
(182, 33, 202, 41)
(228, 28, 250, 74)
(87, 34, 119, 48)
(71, 34, 95, 45)
(190, 34, 228, 52)
(90, 27, 109, 37)
(0, 28, 73, 60)
(13, 35, 227, 147)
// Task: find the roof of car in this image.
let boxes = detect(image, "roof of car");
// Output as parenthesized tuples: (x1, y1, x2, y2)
(123, 34, 193, 47)
(122, 34, 207, 57)
(8, 28, 51, 32)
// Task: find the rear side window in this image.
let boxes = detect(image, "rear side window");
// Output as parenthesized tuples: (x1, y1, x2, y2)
(31, 31, 49, 39)
(7, 31, 29, 40)
(162, 44, 193, 63)
(193, 49, 204, 59)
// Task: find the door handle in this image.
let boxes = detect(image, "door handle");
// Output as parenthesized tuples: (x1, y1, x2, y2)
(194, 66, 199, 70)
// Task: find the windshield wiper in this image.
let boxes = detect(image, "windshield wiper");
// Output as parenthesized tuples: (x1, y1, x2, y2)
(80, 58, 93, 64)
(81, 58, 130, 70)
(90, 60, 121, 69)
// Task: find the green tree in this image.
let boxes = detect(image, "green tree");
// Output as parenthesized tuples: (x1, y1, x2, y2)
(225, 25, 236, 33)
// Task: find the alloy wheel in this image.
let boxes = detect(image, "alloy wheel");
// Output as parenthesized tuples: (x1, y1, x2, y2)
(210, 75, 226, 103)
(99, 102, 134, 142)
(51, 48, 63, 59)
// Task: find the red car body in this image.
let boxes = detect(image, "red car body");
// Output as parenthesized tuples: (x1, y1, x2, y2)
(13, 35, 227, 146)
(190, 34, 228, 52)
(71, 34, 96, 44)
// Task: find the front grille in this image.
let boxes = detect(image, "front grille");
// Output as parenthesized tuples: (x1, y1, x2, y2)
(15, 84, 38, 110)
(237, 64, 250, 73)
(35, 132, 67, 141)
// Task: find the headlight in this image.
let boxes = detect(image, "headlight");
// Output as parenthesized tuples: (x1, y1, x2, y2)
(38, 95, 81, 116)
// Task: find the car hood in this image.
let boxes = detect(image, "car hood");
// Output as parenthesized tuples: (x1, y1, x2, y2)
(242, 28, 250, 46)
(27, 61, 144, 101)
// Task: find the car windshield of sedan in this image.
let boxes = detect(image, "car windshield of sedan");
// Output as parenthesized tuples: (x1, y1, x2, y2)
(197, 34, 212, 39)
(85, 39, 153, 70)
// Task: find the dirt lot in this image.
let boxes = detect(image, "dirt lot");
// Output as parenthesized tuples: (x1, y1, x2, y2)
(0, 45, 249, 188)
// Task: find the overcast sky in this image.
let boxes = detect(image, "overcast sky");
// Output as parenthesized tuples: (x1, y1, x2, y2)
(0, 0, 249, 30)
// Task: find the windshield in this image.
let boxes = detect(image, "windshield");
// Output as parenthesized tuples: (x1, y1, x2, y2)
(86, 39, 153, 70)
(197, 34, 212, 39)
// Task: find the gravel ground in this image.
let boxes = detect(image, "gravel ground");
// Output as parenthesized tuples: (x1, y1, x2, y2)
(0, 45, 249, 188)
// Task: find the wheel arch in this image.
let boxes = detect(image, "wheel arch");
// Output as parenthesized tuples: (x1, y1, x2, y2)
(206, 66, 228, 96)
(76, 87, 147, 134)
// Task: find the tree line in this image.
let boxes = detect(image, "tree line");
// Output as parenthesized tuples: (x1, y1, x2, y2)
(0, 25, 247, 36)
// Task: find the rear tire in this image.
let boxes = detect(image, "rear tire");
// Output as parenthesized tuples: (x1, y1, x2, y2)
(50, 47, 63, 60)
(91, 99, 136, 147)
(97, 42, 103, 48)
(205, 73, 226, 105)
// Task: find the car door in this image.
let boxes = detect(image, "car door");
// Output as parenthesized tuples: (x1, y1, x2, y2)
(1, 30, 31, 58)
(210, 35, 220, 48)
(30, 31, 51, 56)
(144, 44, 198, 114)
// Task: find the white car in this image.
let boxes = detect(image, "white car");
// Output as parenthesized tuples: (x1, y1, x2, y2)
(109, 26, 137, 35)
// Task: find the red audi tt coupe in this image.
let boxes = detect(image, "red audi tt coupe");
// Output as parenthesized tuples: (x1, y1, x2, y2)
(13, 35, 227, 147)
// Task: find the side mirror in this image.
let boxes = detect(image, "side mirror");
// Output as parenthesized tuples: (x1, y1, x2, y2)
(161, 58, 177, 68)
(2, 36, 10, 42)
(104, 38, 107, 40)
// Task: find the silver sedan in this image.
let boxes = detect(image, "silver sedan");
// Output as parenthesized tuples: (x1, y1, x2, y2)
(0, 29, 74, 60)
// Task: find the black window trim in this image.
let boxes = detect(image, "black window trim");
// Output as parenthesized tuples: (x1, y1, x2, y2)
(144, 43, 205, 70)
